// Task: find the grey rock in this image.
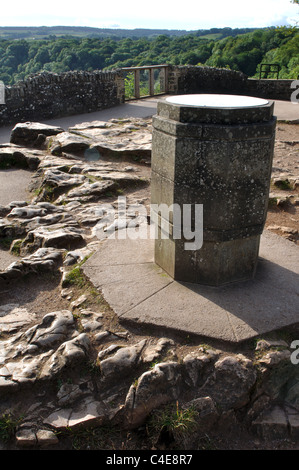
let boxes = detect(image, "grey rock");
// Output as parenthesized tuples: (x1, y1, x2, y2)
(10, 122, 64, 146)
(94, 331, 110, 343)
(198, 354, 257, 411)
(40, 333, 91, 379)
(63, 180, 116, 202)
(0, 305, 37, 333)
(70, 295, 87, 310)
(0, 248, 65, 283)
(0, 146, 43, 169)
(183, 396, 219, 430)
(47, 132, 92, 156)
(124, 361, 182, 429)
(100, 339, 147, 380)
(252, 406, 289, 440)
(41, 168, 87, 190)
(182, 352, 214, 388)
(286, 406, 299, 439)
(98, 344, 121, 360)
(44, 396, 118, 431)
(36, 429, 59, 447)
(7, 206, 47, 219)
(24, 310, 75, 349)
(15, 428, 37, 447)
(57, 381, 93, 407)
(142, 338, 175, 364)
(21, 226, 85, 253)
(255, 339, 289, 351)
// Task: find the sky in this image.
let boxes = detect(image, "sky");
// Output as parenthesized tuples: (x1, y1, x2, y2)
(0, 0, 298, 30)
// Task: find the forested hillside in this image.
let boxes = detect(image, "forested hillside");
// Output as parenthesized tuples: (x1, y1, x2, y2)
(0, 26, 258, 40)
(0, 26, 298, 85)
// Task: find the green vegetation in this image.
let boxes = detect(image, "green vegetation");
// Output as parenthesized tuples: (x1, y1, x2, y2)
(0, 413, 22, 442)
(147, 401, 199, 445)
(0, 26, 298, 85)
(63, 264, 88, 289)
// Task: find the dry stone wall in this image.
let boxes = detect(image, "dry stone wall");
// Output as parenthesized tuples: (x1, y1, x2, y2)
(0, 66, 294, 129)
(167, 65, 248, 96)
(168, 65, 294, 101)
(0, 69, 124, 127)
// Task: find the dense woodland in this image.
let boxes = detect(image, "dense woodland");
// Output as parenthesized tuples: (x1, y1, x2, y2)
(0, 26, 298, 85)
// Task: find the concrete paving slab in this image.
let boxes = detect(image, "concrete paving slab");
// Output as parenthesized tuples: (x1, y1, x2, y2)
(273, 100, 299, 123)
(83, 229, 299, 344)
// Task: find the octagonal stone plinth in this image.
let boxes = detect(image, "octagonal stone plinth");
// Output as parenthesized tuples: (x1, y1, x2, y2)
(151, 94, 276, 286)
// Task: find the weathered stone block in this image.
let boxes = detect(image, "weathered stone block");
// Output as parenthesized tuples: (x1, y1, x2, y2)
(151, 95, 276, 286)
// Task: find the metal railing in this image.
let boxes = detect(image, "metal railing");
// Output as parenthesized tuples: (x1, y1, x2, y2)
(121, 65, 169, 100)
(259, 63, 281, 79)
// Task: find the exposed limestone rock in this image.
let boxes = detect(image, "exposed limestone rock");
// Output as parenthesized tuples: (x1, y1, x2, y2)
(7, 206, 48, 219)
(0, 247, 65, 286)
(35, 429, 59, 447)
(68, 117, 152, 159)
(79, 309, 103, 332)
(0, 304, 37, 333)
(44, 396, 120, 431)
(15, 428, 37, 447)
(0, 146, 43, 170)
(183, 396, 219, 430)
(124, 361, 182, 429)
(57, 179, 116, 204)
(40, 168, 87, 191)
(63, 241, 101, 266)
(197, 355, 257, 411)
(40, 333, 91, 380)
(47, 132, 92, 156)
(0, 117, 298, 450)
(70, 294, 88, 310)
(182, 350, 216, 388)
(100, 339, 147, 380)
(57, 381, 94, 407)
(10, 122, 64, 147)
(21, 226, 85, 254)
(252, 406, 289, 440)
(23, 310, 75, 350)
(142, 338, 175, 364)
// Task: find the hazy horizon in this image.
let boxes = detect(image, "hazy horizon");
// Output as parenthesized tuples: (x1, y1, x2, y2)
(1, 0, 298, 31)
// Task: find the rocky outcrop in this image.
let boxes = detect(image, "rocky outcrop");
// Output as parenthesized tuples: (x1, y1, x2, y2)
(10, 122, 64, 147)
(0, 118, 298, 450)
(0, 303, 298, 448)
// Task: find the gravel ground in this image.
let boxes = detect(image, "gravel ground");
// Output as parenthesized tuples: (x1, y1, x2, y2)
(0, 168, 32, 206)
(0, 168, 33, 269)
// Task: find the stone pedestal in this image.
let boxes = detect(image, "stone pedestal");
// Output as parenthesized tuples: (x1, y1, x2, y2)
(151, 94, 276, 286)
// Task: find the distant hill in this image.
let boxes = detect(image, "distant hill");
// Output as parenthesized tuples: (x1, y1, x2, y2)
(1, 25, 297, 86)
(0, 25, 258, 40)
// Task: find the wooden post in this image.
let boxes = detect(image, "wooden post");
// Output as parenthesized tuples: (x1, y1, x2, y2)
(134, 69, 140, 99)
(149, 68, 155, 96)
